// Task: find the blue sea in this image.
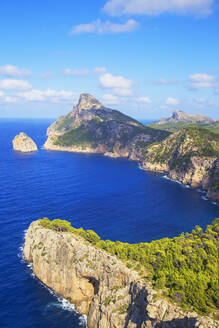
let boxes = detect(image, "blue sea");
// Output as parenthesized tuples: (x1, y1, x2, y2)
(0, 118, 218, 328)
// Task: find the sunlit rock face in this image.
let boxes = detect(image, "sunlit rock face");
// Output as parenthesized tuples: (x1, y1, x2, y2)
(23, 221, 217, 328)
(12, 132, 38, 152)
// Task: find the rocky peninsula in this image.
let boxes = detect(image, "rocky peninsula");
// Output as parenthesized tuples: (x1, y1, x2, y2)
(44, 93, 168, 161)
(43, 94, 219, 203)
(12, 132, 38, 152)
(23, 219, 218, 328)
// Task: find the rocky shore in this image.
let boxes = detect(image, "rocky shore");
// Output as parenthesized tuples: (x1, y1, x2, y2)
(23, 221, 217, 328)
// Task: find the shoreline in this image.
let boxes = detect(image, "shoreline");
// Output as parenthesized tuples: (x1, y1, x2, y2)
(44, 143, 219, 206)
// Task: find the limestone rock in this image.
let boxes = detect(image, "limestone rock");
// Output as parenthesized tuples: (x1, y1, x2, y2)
(23, 221, 217, 328)
(44, 93, 168, 159)
(12, 132, 38, 152)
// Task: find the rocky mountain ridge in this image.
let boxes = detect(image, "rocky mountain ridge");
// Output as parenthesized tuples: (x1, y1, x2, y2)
(44, 93, 169, 160)
(12, 132, 38, 152)
(157, 110, 215, 125)
(23, 220, 217, 328)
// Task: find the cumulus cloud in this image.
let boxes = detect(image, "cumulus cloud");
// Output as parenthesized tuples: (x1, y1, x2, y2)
(17, 88, 77, 103)
(157, 78, 177, 85)
(137, 96, 152, 104)
(189, 73, 216, 90)
(0, 64, 31, 78)
(93, 67, 107, 75)
(103, 0, 214, 17)
(166, 97, 179, 105)
(69, 19, 138, 34)
(0, 79, 32, 90)
(102, 94, 120, 105)
(100, 73, 133, 89)
(99, 72, 133, 97)
(63, 68, 90, 76)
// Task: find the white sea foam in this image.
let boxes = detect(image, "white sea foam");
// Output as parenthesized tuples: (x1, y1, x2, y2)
(201, 196, 208, 201)
(20, 229, 88, 327)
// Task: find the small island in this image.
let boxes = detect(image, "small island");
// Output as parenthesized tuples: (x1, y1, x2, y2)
(12, 132, 38, 152)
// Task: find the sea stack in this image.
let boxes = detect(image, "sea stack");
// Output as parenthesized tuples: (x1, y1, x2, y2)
(12, 132, 38, 152)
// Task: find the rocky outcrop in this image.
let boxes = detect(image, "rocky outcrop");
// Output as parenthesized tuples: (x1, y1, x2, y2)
(23, 221, 217, 328)
(12, 132, 38, 152)
(142, 128, 219, 203)
(157, 110, 215, 125)
(44, 93, 168, 160)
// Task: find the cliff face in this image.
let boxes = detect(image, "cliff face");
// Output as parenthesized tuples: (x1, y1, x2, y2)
(23, 221, 217, 328)
(12, 132, 38, 152)
(44, 93, 168, 160)
(142, 127, 219, 202)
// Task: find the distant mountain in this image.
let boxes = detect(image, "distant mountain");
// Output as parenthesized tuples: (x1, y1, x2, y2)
(44, 93, 168, 160)
(157, 110, 215, 125)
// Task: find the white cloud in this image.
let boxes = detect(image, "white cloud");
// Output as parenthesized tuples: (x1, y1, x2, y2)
(103, 0, 214, 17)
(40, 72, 55, 79)
(63, 68, 90, 76)
(70, 19, 138, 34)
(100, 73, 133, 89)
(166, 97, 179, 105)
(102, 94, 120, 105)
(190, 82, 214, 89)
(100, 72, 133, 97)
(0, 90, 18, 103)
(0, 65, 31, 78)
(189, 73, 215, 82)
(0, 79, 32, 90)
(137, 96, 152, 104)
(189, 73, 216, 90)
(157, 78, 177, 85)
(113, 88, 133, 96)
(93, 67, 107, 75)
(17, 88, 77, 103)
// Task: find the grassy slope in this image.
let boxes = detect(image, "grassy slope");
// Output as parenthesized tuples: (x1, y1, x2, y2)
(39, 217, 219, 316)
(147, 121, 219, 134)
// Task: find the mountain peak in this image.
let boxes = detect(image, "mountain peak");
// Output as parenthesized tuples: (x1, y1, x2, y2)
(157, 110, 215, 124)
(77, 93, 103, 111)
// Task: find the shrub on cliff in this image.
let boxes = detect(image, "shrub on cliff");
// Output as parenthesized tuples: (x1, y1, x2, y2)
(38, 217, 219, 315)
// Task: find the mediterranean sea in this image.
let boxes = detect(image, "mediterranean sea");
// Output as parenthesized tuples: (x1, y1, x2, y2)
(0, 118, 218, 328)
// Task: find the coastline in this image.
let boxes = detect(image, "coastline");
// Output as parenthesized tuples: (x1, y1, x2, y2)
(44, 142, 219, 205)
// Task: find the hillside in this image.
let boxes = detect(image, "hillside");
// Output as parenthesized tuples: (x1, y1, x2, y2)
(148, 110, 217, 133)
(142, 127, 219, 202)
(44, 93, 169, 160)
(23, 218, 219, 327)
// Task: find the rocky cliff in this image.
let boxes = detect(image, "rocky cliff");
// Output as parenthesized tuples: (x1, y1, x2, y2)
(23, 220, 217, 328)
(142, 127, 219, 202)
(44, 93, 168, 160)
(12, 132, 38, 152)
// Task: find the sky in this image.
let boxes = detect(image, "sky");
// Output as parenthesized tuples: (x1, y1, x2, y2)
(0, 0, 219, 120)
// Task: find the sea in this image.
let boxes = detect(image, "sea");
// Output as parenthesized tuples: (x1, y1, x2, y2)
(0, 118, 218, 328)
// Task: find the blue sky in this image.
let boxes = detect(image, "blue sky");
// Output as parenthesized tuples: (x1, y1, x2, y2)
(0, 0, 219, 119)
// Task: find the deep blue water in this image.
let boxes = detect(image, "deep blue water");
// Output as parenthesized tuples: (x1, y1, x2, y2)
(0, 119, 218, 328)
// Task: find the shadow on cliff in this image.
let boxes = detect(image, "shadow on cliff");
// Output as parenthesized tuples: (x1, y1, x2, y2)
(124, 283, 198, 328)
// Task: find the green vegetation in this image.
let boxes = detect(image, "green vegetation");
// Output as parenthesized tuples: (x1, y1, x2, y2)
(54, 125, 95, 147)
(54, 118, 169, 150)
(145, 127, 219, 171)
(147, 121, 219, 135)
(38, 217, 219, 315)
